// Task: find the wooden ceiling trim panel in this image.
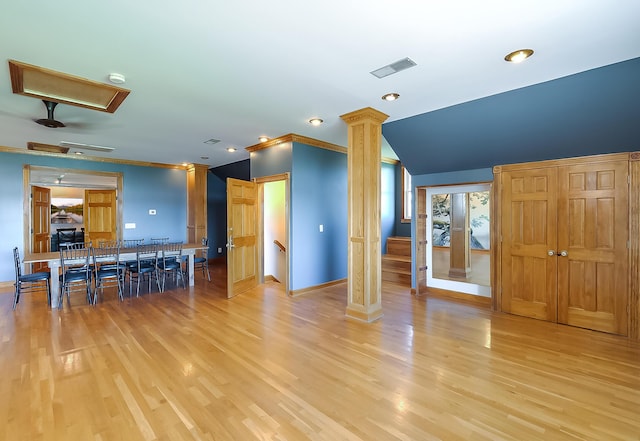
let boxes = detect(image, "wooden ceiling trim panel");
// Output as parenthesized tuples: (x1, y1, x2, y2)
(9, 60, 130, 113)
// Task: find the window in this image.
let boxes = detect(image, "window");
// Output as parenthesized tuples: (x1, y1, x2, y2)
(401, 166, 412, 222)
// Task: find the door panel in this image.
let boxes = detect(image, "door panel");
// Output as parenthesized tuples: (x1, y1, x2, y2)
(557, 161, 628, 335)
(501, 169, 557, 321)
(84, 189, 117, 245)
(226, 178, 257, 298)
(31, 185, 51, 272)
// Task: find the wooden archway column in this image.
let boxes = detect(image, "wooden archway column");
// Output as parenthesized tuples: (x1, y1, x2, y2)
(340, 107, 388, 322)
(448, 192, 471, 278)
(187, 163, 208, 243)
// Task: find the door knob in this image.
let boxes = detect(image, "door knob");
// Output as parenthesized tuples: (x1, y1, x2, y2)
(548, 250, 555, 256)
(558, 250, 568, 257)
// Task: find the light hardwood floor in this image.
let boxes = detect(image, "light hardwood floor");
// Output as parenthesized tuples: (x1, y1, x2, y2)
(1, 263, 639, 440)
(432, 247, 491, 286)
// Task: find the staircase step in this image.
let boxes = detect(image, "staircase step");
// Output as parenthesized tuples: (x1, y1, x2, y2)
(382, 254, 411, 263)
(382, 255, 411, 272)
(386, 236, 411, 257)
(382, 270, 411, 284)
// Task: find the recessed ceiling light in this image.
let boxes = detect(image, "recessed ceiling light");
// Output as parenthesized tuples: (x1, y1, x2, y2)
(258, 136, 269, 143)
(74, 151, 83, 155)
(200, 156, 209, 160)
(203, 138, 221, 145)
(504, 49, 534, 63)
(382, 93, 400, 101)
(227, 147, 236, 152)
(309, 118, 323, 126)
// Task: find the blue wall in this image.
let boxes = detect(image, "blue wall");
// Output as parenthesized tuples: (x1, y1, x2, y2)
(0, 151, 187, 282)
(208, 159, 251, 259)
(206, 173, 227, 260)
(249, 140, 396, 291)
(250, 142, 293, 178)
(384, 57, 640, 176)
(290, 143, 348, 290)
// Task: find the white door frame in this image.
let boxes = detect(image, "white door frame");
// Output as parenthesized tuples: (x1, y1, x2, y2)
(425, 183, 491, 297)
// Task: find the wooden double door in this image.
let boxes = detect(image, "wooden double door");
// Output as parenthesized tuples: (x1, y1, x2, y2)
(498, 155, 629, 335)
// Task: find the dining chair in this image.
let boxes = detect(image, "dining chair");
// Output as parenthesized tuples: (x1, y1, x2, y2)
(121, 238, 144, 249)
(150, 237, 169, 245)
(127, 243, 160, 297)
(13, 247, 51, 309)
(193, 237, 211, 281)
(93, 242, 124, 303)
(157, 241, 186, 292)
(59, 244, 93, 306)
(119, 239, 145, 275)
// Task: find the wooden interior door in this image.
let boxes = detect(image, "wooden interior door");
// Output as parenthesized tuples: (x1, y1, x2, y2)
(84, 189, 117, 245)
(557, 161, 629, 335)
(500, 168, 558, 322)
(226, 178, 257, 299)
(31, 185, 51, 272)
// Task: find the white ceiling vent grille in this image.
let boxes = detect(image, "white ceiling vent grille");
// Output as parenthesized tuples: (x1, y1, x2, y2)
(59, 141, 115, 152)
(370, 57, 417, 79)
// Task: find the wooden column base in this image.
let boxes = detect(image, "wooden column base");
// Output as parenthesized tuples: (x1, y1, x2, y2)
(346, 305, 384, 322)
(448, 267, 472, 278)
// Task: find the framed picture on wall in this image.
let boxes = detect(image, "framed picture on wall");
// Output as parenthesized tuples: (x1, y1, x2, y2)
(51, 197, 83, 225)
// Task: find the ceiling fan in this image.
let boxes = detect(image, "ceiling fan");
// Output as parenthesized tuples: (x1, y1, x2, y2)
(35, 100, 66, 128)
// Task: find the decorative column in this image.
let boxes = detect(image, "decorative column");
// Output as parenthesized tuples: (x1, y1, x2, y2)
(187, 163, 208, 243)
(448, 192, 471, 278)
(340, 107, 389, 322)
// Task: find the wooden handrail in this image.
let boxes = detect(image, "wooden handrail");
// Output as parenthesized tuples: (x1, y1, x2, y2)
(273, 240, 286, 253)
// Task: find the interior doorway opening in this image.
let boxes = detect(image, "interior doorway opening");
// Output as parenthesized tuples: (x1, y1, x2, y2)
(24, 166, 122, 255)
(424, 183, 491, 297)
(256, 173, 289, 296)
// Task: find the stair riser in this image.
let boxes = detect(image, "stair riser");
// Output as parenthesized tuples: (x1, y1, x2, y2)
(382, 260, 411, 272)
(382, 271, 411, 284)
(386, 240, 411, 257)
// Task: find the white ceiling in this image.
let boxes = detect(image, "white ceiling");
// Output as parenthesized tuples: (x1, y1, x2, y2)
(1, 1, 639, 168)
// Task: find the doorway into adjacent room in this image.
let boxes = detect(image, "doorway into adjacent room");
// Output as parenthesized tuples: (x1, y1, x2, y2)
(257, 174, 289, 295)
(24, 166, 122, 256)
(422, 183, 492, 298)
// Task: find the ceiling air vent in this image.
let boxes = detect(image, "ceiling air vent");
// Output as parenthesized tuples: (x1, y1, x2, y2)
(59, 141, 115, 152)
(370, 57, 417, 79)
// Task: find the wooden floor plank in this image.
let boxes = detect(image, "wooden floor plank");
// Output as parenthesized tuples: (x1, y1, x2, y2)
(1, 262, 639, 440)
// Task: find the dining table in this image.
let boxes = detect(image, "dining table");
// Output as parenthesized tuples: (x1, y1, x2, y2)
(23, 243, 207, 308)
